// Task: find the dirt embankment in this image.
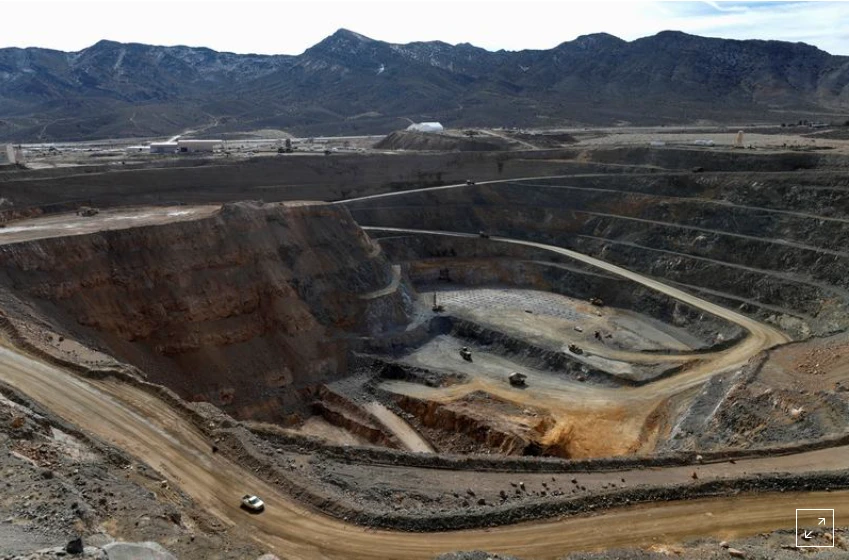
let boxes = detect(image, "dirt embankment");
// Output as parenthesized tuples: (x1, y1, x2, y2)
(0, 376, 255, 559)
(0, 150, 610, 211)
(0, 202, 413, 422)
(226, 416, 849, 533)
(573, 145, 849, 172)
(390, 392, 541, 456)
(312, 385, 403, 449)
(374, 131, 514, 152)
(681, 331, 849, 451)
(2, 295, 847, 547)
(3, 145, 844, 213)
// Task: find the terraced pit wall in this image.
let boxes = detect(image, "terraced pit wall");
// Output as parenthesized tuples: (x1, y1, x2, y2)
(0, 150, 635, 210)
(0, 202, 413, 421)
(1, 146, 845, 211)
(347, 170, 849, 338)
(574, 146, 849, 172)
(370, 233, 743, 348)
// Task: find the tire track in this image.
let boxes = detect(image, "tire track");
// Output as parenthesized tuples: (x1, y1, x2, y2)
(0, 341, 846, 559)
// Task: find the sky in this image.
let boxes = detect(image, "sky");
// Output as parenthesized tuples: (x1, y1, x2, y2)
(1, 0, 848, 55)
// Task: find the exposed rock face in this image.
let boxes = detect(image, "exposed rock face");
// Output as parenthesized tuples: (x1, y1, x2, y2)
(392, 392, 542, 456)
(0, 202, 413, 421)
(313, 385, 402, 448)
(347, 175, 849, 337)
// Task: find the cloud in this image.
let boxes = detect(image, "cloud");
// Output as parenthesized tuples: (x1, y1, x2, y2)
(701, 1, 749, 13)
(660, 1, 849, 53)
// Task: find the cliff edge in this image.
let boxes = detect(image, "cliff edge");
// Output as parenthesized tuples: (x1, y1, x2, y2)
(0, 201, 414, 420)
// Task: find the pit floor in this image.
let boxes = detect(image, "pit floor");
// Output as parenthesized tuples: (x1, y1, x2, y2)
(417, 286, 701, 379)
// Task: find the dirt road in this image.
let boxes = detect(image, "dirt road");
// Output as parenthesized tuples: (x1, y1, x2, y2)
(0, 206, 834, 558)
(0, 342, 846, 559)
(365, 401, 435, 453)
(362, 227, 791, 456)
(513, 180, 849, 225)
(363, 227, 790, 393)
(360, 265, 402, 300)
(0, 205, 220, 245)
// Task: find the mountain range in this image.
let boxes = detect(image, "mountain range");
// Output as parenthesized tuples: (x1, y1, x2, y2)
(2, 29, 849, 142)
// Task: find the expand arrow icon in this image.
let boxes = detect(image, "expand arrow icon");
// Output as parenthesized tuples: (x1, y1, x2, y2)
(819, 518, 827, 525)
(802, 530, 814, 539)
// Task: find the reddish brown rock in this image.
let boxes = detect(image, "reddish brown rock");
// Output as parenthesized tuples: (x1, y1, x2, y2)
(0, 202, 413, 422)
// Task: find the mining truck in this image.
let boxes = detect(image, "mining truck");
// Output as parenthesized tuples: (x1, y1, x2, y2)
(76, 206, 99, 217)
(459, 346, 473, 361)
(508, 372, 527, 387)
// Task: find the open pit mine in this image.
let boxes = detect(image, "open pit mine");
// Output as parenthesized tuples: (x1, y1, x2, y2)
(0, 145, 847, 559)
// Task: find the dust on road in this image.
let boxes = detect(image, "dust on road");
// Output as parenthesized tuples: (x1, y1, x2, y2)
(0, 205, 221, 245)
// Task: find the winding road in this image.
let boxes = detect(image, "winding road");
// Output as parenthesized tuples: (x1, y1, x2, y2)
(0, 342, 845, 559)
(358, 226, 792, 456)
(0, 190, 841, 559)
(363, 227, 790, 392)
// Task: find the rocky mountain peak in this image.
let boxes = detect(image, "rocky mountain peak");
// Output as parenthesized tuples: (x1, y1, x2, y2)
(2, 29, 849, 141)
(309, 28, 378, 55)
(566, 33, 626, 51)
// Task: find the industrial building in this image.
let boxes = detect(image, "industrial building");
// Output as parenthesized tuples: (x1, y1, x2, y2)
(149, 142, 179, 154)
(177, 139, 222, 153)
(149, 139, 222, 154)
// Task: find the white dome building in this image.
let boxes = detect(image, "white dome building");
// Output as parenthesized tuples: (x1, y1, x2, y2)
(406, 122, 444, 134)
